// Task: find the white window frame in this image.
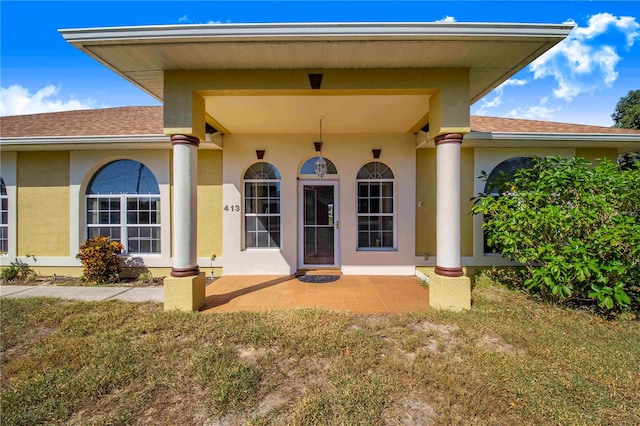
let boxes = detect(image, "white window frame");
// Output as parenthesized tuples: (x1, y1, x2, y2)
(85, 160, 162, 255)
(243, 163, 282, 250)
(0, 178, 7, 255)
(86, 194, 161, 254)
(356, 162, 396, 251)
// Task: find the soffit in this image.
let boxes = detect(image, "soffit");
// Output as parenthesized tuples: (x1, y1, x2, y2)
(61, 22, 573, 103)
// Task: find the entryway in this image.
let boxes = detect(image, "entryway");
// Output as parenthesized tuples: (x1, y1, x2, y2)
(298, 181, 339, 268)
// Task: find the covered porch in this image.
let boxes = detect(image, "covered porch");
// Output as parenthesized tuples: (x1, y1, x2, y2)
(61, 22, 572, 313)
(201, 274, 429, 314)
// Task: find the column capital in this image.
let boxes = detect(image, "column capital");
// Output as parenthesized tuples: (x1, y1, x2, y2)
(434, 133, 464, 146)
(171, 134, 200, 147)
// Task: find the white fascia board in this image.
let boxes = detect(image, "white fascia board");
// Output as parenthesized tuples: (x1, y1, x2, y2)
(59, 22, 574, 44)
(0, 134, 170, 146)
(466, 132, 640, 143)
(463, 131, 640, 152)
(419, 131, 640, 150)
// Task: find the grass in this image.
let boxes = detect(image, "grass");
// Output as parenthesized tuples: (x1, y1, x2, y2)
(1, 278, 639, 425)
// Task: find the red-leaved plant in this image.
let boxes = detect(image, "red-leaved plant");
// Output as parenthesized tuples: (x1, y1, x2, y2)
(76, 236, 124, 284)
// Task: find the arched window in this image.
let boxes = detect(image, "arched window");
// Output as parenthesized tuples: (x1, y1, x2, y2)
(484, 157, 534, 194)
(244, 162, 281, 248)
(86, 160, 161, 254)
(299, 156, 338, 177)
(0, 178, 7, 254)
(357, 162, 394, 249)
(483, 157, 534, 254)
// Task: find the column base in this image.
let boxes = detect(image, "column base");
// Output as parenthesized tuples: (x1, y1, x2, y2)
(164, 272, 205, 312)
(428, 271, 471, 311)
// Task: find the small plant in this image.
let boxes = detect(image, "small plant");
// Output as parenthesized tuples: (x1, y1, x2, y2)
(137, 271, 153, 283)
(0, 262, 36, 282)
(76, 236, 124, 284)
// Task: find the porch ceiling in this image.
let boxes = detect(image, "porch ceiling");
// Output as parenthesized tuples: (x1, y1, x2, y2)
(204, 94, 430, 133)
(61, 22, 573, 106)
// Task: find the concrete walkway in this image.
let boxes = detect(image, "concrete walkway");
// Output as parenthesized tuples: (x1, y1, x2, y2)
(0, 285, 163, 303)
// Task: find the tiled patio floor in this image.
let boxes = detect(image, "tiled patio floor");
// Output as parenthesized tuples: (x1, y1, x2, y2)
(201, 275, 429, 314)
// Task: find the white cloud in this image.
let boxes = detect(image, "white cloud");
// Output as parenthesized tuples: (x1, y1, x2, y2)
(573, 13, 639, 47)
(475, 78, 529, 115)
(505, 105, 562, 121)
(436, 16, 456, 23)
(0, 84, 97, 117)
(529, 13, 640, 101)
(178, 15, 189, 23)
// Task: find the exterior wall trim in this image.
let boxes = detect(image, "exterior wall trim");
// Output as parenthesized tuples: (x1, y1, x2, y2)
(69, 150, 172, 268)
(7, 256, 224, 268)
(0, 152, 17, 262)
(0, 135, 170, 146)
(467, 132, 640, 142)
(60, 22, 574, 44)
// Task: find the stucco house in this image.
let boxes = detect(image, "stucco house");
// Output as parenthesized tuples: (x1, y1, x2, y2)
(1, 22, 639, 311)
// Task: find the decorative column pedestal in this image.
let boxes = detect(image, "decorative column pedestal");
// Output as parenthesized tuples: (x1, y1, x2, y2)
(429, 133, 470, 311)
(164, 134, 206, 312)
(164, 273, 206, 311)
(427, 272, 471, 311)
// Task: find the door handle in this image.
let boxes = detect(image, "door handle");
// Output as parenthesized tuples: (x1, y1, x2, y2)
(335, 220, 339, 229)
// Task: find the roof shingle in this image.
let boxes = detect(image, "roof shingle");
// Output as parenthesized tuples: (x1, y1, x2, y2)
(0, 106, 163, 138)
(470, 115, 640, 134)
(1, 106, 639, 138)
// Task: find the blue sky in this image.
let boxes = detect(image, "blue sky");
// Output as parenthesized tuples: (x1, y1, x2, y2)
(1, 1, 638, 126)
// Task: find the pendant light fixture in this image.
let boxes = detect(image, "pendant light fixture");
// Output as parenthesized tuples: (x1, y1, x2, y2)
(314, 116, 327, 179)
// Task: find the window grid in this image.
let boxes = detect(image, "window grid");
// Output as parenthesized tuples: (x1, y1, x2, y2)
(357, 174, 395, 249)
(244, 180, 281, 248)
(0, 195, 7, 254)
(86, 194, 160, 254)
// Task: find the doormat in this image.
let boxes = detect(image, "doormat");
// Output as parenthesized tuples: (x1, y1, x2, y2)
(297, 275, 341, 284)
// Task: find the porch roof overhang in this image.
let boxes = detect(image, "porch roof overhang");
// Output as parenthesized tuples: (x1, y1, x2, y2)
(416, 130, 640, 153)
(60, 22, 573, 135)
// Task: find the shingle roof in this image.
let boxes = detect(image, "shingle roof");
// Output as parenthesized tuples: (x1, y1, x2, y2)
(1, 106, 639, 138)
(470, 115, 640, 134)
(0, 106, 164, 137)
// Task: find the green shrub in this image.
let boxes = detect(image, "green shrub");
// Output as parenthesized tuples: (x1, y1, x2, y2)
(472, 157, 640, 313)
(137, 271, 153, 283)
(76, 236, 124, 284)
(0, 262, 36, 282)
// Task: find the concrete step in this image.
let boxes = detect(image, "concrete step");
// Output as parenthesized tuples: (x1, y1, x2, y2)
(295, 269, 343, 277)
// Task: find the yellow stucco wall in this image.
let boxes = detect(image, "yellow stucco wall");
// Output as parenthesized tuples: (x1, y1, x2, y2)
(415, 149, 436, 257)
(415, 148, 474, 257)
(17, 152, 70, 256)
(575, 148, 618, 163)
(198, 149, 223, 258)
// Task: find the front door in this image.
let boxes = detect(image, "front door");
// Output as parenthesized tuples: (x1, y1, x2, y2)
(299, 182, 338, 268)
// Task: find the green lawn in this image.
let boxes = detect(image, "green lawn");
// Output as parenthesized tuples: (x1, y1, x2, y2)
(1, 279, 639, 425)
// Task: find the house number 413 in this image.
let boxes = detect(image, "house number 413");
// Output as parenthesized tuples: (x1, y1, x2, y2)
(224, 205, 240, 212)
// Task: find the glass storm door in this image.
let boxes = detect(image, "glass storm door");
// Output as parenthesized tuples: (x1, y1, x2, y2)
(300, 183, 338, 267)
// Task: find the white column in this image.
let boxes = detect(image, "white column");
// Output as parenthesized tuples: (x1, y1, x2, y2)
(171, 135, 199, 277)
(434, 133, 463, 277)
